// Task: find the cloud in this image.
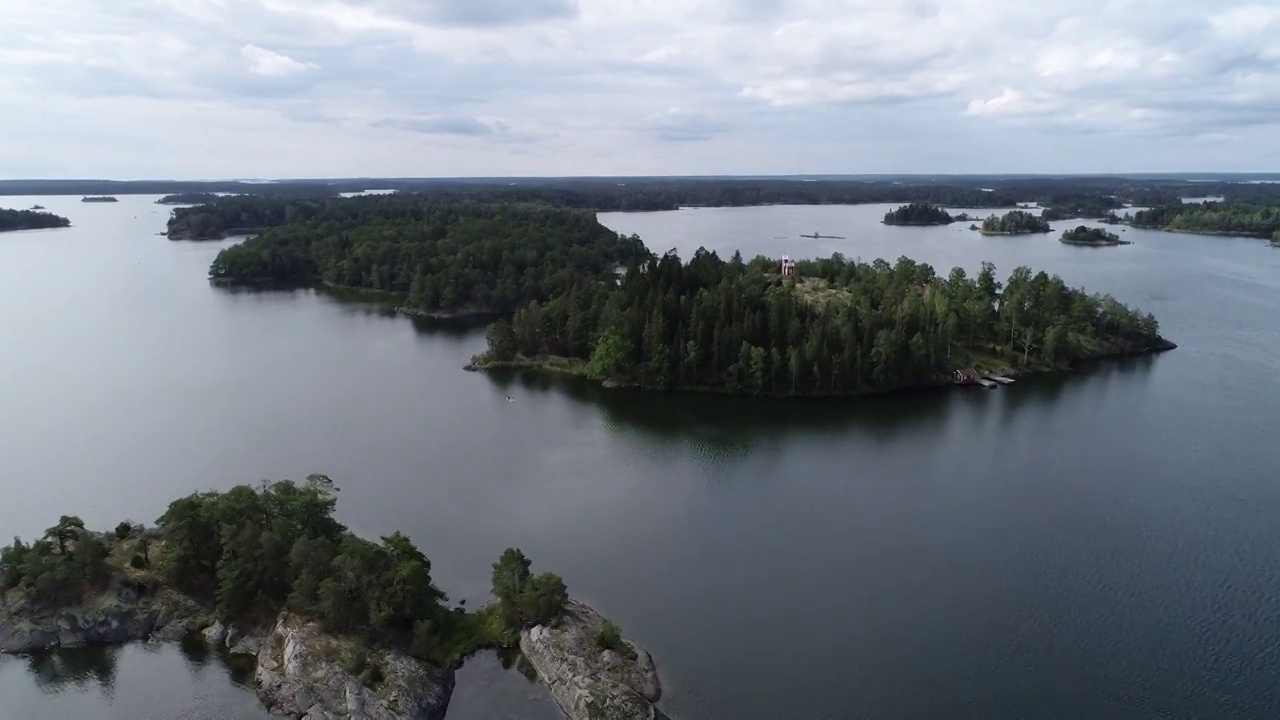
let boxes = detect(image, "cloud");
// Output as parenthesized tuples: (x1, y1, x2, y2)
(644, 109, 727, 141)
(0, 0, 1277, 176)
(375, 115, 505, 136)
(241, 44, 310, 76)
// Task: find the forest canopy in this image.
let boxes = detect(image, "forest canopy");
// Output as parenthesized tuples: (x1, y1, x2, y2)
(1129, 202, 1280, 239)
(207, 198, 649, 316)
(882, 203, 954, 226)
(981, 211, 1052, 235)
(0, 476, 569, 669)
(478, 250, 1168, 396)
(0, 208, 71, 232)
(1060, 226, 1127, 246)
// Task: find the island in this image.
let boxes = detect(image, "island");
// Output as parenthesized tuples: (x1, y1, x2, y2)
(1039, 196, 1124, 221)
(197, 194, 1171, 397)
(30, 204, 45, 210)
(1130, 202, 1280, 241)
(1059, 226, 1131, 246)
(0, 475, 666, 720)
(81, 196, 119, 203)
(882, 203, 953, 226)
(157, 192, 222, 206)
(0, 208, 71, 232)
(980, 210, 1052, 235)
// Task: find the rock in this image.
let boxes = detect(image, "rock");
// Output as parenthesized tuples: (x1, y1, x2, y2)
(204, 622, 228, 645)
(255, 612, 454, 720)
(226, 624, 243, 647)
(520, 600, 665, 720)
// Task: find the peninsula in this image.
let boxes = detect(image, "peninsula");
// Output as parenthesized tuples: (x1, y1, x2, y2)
(883, 203, 953, 226)
(81, 196, 118, 203)
(0, 475, 666, 720)
(157, 192, 222, 206)
(0, 208, 71, 232)
(1060, 226, 1131, 246)
(980, 210, 1052, 235)
(1130, 202, 1280, 241)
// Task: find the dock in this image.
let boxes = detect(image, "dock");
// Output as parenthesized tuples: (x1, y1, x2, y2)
(984, 375, 1015, 385)
(973, 377, 998, 389)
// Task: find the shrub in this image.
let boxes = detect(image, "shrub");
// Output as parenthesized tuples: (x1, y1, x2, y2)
(129, 554, 146, 569)
(595, 620, 622, 652)
(114, 522, 134, 540)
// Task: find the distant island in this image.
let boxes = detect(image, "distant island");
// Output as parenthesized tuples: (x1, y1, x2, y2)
(980, 210, 1052, 235)
(0, 208, 71, 232)
(156, 192, 222, 206)
(883, 203, 953, 226)
(1130, 202, 1280, 241)
(1060, 226, 1131, 246)
(81, 196, 118, 203)
(1039, 196, 1124, 221)
(30, 204, 45, 210)
(0, 476, 667, 720)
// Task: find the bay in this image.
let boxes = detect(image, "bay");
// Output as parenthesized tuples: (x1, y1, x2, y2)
(2, 196, 1279, 719)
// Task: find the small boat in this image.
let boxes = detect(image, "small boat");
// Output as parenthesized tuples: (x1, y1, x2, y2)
(506, 396, 514, 403)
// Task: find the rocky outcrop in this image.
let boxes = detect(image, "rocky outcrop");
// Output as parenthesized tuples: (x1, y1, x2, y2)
(254, 612, 455, 720)
(0, 584, 202, 654)
(520, 601, 666, 720)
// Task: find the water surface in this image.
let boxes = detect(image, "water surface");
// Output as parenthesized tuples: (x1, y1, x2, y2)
(2, 197, 1279, 719)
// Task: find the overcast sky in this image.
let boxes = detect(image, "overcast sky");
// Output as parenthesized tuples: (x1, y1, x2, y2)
(2, 0, 1278, 178)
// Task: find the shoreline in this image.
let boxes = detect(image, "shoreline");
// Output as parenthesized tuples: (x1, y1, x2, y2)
(466, 339, 1177, 398)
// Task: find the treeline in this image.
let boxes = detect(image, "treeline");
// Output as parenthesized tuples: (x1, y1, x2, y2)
(883, 203, 953, 225)
(0, 476, 570, 669)
(157, 193, 222, 205)
(1129, 202, 1280, 239)
(1060, 226, 1126, 246)
(207, 198, 649, 315)
(1040, 194, 1124, 220)
(481, 250, 1167, 395)
(0, 208, 71, 231)
(981, 210, 1052, 234)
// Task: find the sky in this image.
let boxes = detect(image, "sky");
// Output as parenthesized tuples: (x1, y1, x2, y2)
(2, 0, 1278, 178)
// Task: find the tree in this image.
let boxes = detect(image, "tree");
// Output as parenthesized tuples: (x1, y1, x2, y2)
(44, 516, 85, 555)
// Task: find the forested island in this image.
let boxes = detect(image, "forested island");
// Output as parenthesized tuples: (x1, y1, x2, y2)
(471, 251, 1170, 395)
(980, 210, 1052, 235)
(0, 208, 71, 232)
(157, 192, 222, 205)
(1039, 195, 1124, 221)
(1060, 226, 1130, 246)
(1130, 202, 1280, 240)
(207, 197, 648, 317)
(0, 476, 666, 720)
(883, 203, 953, 225)
(81, 196, 118, 203)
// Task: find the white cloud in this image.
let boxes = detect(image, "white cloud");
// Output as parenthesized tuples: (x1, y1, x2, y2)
(0, 0, 1277, 176)
(241, 44, 310, 76)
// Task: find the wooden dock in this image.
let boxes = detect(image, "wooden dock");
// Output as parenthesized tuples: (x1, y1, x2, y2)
(984, 375, 1015, 385)
(974, 377, 998, 389)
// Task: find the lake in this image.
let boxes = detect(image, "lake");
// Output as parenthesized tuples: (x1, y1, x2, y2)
(2, 197, 1279, 719)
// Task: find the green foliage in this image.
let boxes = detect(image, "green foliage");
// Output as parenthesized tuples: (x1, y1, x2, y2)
(202, 196, 648, 317)
(1039, 195, 1123, 221)
(156, 193, 222, 205)
(114, 522, 134, 541)
(981, 211, 1052, 234)
(484, 251, 1167, 396)
(0, 208, 71, 231)
(0, 523, 110, 609)
(1060, 226, 1124, 245)
(595, 620, 623, 652)
(883, 203, 953, 225)
(491, 548, 569, 631)
(1131, 202, 1280, 239)
(130, 554, 147, 569)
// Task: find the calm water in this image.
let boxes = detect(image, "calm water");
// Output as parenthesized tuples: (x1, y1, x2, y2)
(3, 197, 1280, 719)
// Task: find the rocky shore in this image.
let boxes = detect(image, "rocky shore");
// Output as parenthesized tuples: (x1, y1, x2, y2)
(520, 600, 667, 720)
(0, 583, 455, 720)
(2, 583, 661, 720)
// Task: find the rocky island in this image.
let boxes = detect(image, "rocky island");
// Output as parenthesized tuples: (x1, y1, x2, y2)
(0, 208, 71, 232)
(1059, 226, 1131, 246)
(980, 210, 1052, 235)
(0, 476, 667, 720)
(81, 196, 119, 203)
(1130, 201, 1280, 242)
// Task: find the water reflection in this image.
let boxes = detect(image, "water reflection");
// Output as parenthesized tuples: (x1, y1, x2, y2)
(25, 645, 119, 694)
